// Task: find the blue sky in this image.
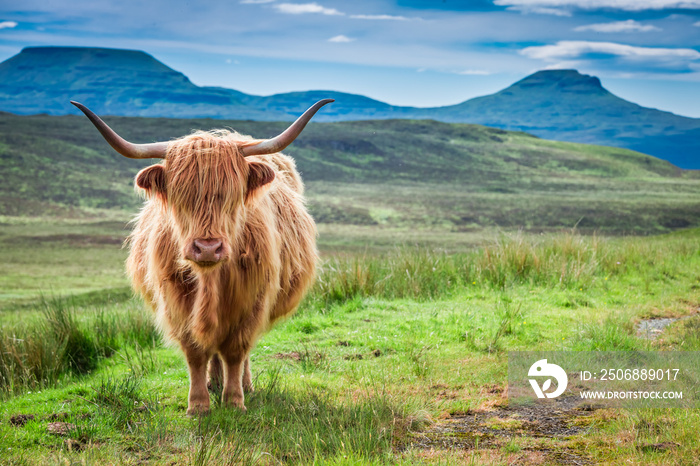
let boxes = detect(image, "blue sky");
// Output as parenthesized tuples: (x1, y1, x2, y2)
(1, 0, 699, 116)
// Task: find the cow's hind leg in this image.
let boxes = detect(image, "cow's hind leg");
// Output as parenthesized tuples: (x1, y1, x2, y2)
(207, 354, 223, 394)
(243, 356, 253, 393)
(181, 341, 210, 416)
(221, 352, 247, 411)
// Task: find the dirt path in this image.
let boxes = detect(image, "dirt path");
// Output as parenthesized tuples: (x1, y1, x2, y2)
(409, 315, 696, 464)
(411, 396, 595, 464)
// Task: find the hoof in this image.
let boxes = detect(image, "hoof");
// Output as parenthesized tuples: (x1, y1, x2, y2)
(229, 402, 247, 412)
(223, 398, 247, 412)
(186, 405, 210, 417)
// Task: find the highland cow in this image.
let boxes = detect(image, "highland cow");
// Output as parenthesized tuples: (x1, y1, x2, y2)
(72, 99, 332, 414)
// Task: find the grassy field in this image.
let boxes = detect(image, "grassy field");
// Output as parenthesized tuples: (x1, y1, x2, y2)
(0, 217, 698, 464)
(2, 112, 700, 234)
(1, 112, 699, 464)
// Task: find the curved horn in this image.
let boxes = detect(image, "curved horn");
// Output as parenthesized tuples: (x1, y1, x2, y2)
(71, 101, 168, 159)
(242, 99, 334, 156)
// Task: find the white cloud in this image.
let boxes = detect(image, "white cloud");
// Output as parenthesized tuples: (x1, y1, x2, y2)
(265, 3, 414, 20)
(521, 41, 700, 61)
(350, 14, 410, 20)
(694, 21, 700, 26)
(0, 21, 18, 30)
(495, 0, 700, 14)
(328, 34, 354, 43)
(457, 69, 492, 75)
(274, 3, 344, 15)
(243, 2, 417, 20)
(521, 41, 700, 73)
(524, 7, 571, 16)
(541, 62, 581, 70)
(574, 20, 661, 33)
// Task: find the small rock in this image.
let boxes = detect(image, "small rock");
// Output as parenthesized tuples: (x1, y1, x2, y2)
(10, 414, 34, 427)
(47, 422, 76, 436)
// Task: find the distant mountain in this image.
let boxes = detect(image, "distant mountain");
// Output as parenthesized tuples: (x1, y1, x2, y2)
(0, 47, 286, 119)
(1, 46, 699, 168)
(428, 71, 700, 169)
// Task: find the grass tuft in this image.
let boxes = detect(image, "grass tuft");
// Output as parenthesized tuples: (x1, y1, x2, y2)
(309, 230, 697, 308)
(0, 296, 157, 396)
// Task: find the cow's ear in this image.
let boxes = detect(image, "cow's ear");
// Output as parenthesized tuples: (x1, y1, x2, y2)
(246, 161, 275, 201)
(136, 165, 166, 199)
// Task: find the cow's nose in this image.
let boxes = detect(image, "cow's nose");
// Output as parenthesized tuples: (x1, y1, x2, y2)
(189, 238, 225, 265)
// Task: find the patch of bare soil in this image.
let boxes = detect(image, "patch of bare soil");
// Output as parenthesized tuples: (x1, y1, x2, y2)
(47, 422, 76, 436)
(411, 397, 595, 465)
(9, 414, 35, 427)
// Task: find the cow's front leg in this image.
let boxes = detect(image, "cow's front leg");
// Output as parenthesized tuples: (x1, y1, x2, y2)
(182, 341, 210, 416)
(243, 356, 253, 393)
(221, 352, 246, 411)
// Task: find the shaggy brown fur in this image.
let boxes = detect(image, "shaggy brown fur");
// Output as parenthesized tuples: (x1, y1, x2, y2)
(127, 130, 317, 414)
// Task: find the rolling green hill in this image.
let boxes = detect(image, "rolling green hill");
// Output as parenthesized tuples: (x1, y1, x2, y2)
(1, 47, 698, 168)
(1, 112, 698, 236)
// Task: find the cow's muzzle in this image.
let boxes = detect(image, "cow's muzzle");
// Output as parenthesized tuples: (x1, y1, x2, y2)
(186, 238, 226, 267)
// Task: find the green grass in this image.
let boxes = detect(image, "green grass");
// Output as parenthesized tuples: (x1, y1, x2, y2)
(0, 226, 699, 464)
(0, 218, 131, 306)
(308, 229, 700, 306)
(3, 108, 700, 463)
(0, 295, 156, 396)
